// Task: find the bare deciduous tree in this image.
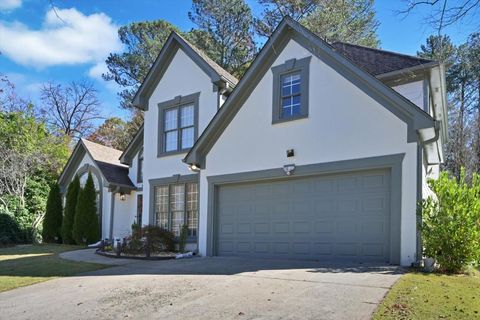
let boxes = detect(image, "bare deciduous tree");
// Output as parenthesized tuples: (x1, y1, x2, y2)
(0, 74, 29, 113)
(400, 0, 480, 33)
(40, 80, 102, 138)
(0, 147, 41, 208)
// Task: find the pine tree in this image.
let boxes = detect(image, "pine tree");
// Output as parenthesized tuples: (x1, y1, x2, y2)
(73, 173, 99, 245)
(42, 183, 63, 243)
(62, 175, 80, 244)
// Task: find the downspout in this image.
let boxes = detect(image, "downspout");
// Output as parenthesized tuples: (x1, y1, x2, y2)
(416, 120, 441, 264)
(415, 145, 423, 265)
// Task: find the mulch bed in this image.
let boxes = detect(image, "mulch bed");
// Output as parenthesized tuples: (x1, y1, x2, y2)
(95, 250, 177, 260)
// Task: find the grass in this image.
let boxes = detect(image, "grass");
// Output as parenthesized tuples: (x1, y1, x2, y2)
(374, 270, 480, 319)
(0, 244, 108, 292)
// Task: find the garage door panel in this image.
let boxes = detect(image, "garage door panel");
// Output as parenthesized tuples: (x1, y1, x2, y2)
(216, 169, 391, 262)
(273, 222, 289, 233)
(362, 174, 386, 188)
(237, 223, 252, 234)
(314, 221, 335, 233)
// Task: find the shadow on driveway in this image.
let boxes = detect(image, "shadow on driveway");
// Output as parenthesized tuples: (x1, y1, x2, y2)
(65, 249, 406, 277)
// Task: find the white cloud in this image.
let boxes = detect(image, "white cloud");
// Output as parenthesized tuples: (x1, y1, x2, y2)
(87, 61, 120, 93)
(0, 7, 122, 67)
(88, 61, 108, 80)
(0, 0, 22, 12)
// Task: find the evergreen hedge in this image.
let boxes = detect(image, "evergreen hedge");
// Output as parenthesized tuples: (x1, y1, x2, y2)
(42, 183, 63, 243)
(73, 173, 99, 245)
(62, 175, 80, 244)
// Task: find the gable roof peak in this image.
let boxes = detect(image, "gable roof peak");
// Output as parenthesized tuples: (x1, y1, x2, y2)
(132, 31, 238, 110)
(183, 15, 435, 168)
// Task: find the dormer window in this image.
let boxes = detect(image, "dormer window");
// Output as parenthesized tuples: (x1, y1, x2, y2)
(271, 56, 311, 123)
(157, 92, 200, 157)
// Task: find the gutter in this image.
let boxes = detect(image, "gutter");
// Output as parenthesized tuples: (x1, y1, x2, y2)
(420, 121, 440, 146)
(416, 121, 441, 264)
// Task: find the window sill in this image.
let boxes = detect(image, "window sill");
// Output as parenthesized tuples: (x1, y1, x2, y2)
(272, 114, 308, 124)
(157, 149, 190, 158)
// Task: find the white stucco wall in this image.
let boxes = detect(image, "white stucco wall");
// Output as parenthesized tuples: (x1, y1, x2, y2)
(199, 39, 419, 266)
(393, 80, 425, 111)
(111, 191, 138, 240)
(142, 48, 219, 225)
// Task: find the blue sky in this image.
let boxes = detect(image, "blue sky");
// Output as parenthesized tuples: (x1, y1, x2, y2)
(0, 0, 477, 122)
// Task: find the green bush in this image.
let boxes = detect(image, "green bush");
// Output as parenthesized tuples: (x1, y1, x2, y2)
(121, 225, 175, 256)
(42, 183, 63, 243)
(420, 170, 480, 273)
(0, 211, 21, 245)
(72, 173, 99, 245)
(62, 175, 80, 244)
(142, 225, 175, 257)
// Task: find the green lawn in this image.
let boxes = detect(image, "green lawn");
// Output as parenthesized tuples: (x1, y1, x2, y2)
(374, 271, 480, 319)
(0, 244, 108, 292)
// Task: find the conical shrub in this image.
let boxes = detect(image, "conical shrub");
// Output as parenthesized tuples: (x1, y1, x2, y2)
(73, 173, 99, 245)
(62, 175, 80, 244)
(42, 183, 63, 243)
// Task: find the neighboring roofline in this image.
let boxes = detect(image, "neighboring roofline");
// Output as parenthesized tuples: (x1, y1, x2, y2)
(184, 17, 435, 168)
(376, 61, 440, 83)
(119, 124, 144, 165)
(58, 139, 134, 191)
(132, 32, 236, 110)
(332, 41, 435, 65)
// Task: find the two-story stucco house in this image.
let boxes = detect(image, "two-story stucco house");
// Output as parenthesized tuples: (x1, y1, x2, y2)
(59, 17, 447, 266)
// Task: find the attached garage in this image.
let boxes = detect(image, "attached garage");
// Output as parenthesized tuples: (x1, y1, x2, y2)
(209, 161, 402, 264)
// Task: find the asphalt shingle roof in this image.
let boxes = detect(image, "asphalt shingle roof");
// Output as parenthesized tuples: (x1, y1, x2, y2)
(81, 139, 135, 188)
(331, 42, 435, 76)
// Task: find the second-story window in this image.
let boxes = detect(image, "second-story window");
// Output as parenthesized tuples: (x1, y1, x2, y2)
(271, 56, 311, 123)
(157, 92, 199, 157)
(164, 104, 195, 152)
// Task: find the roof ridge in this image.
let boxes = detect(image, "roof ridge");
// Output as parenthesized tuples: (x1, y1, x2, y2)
(81, 138, 123, 153)
(332, 41, 434, 63)
(174, 32, 239, 85)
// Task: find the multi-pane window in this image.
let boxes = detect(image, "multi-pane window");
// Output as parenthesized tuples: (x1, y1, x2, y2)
(163, 104, 195, 153)
(154, 182, 198, 238)
(170, 184, 185, 236)
(281, 73, 301, 118)
(271, 56, 311, 123)
(155, 186, 169, 229)
(186, 183, 198, 237)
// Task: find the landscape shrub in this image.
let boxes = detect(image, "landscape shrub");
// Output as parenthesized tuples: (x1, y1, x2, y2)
(420, 170, 480, 273)
(62, 175, 80, 244)
(42, 183, 63, 243)
(73, 173, 99, 245)
(0, 211, 21, 245)
(142, 225, 175, 257)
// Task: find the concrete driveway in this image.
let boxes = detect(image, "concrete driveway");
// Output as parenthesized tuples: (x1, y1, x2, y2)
(0, 250, 403, 320)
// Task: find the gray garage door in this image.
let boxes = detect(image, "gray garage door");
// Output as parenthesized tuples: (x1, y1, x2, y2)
(216, 169, 391, 262)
